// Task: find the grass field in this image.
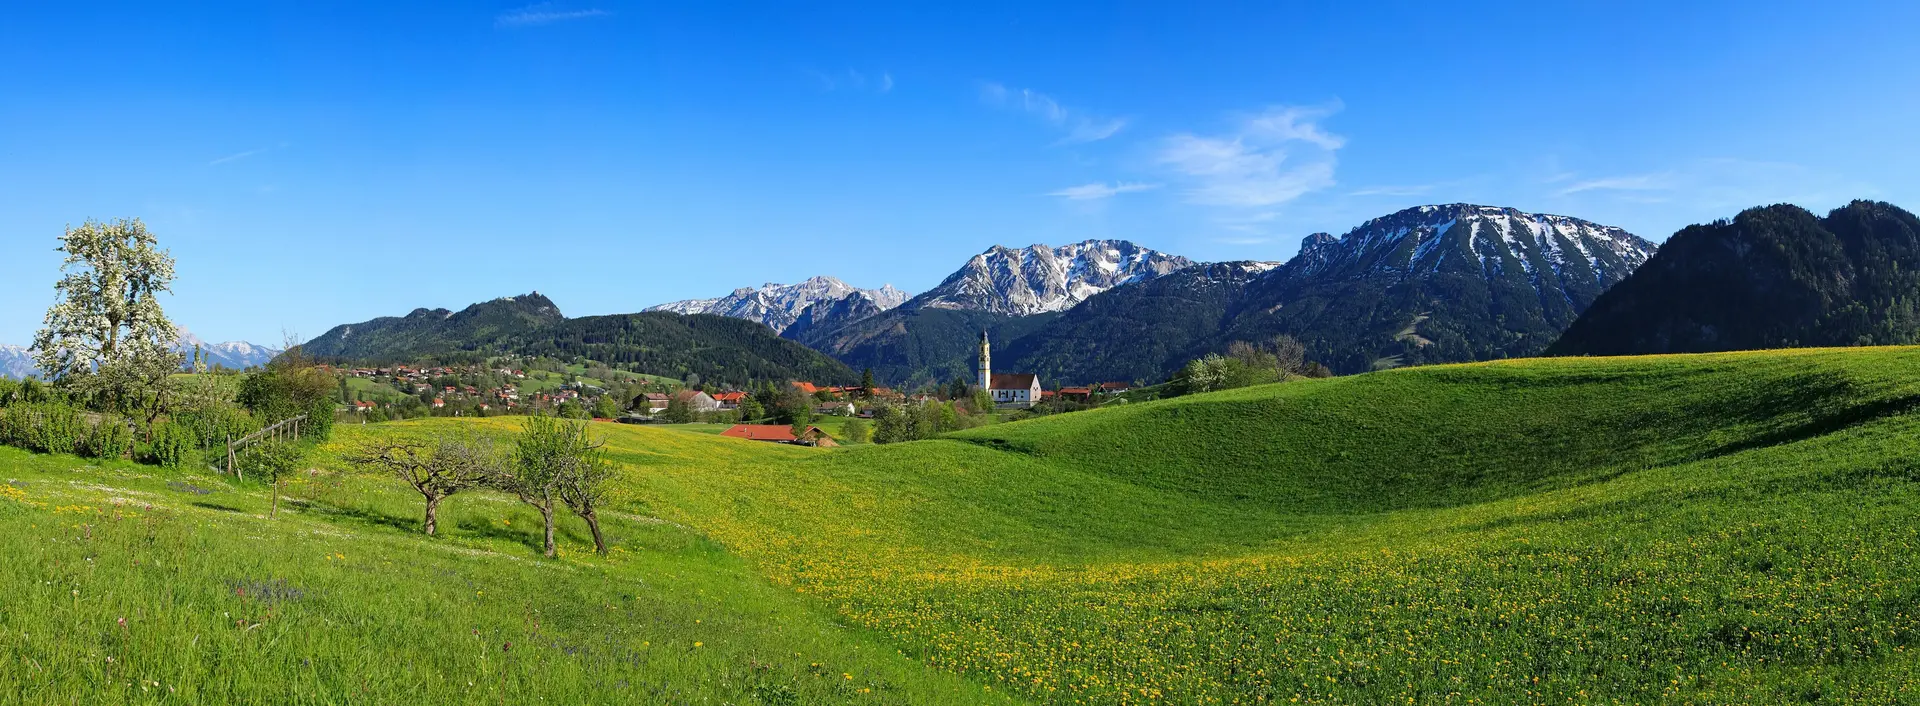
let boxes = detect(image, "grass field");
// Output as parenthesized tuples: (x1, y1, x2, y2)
(7, 347, 1920, 702)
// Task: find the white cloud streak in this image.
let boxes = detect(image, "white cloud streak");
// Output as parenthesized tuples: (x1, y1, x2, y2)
(495, 3, 609, 28)
(1047, 182, 1160, 200)
(980, 82, 1127, 144)
(1556, 173, 1672, 195)
(1157, 104, 1345, 208)
(209, 147, 269, 166)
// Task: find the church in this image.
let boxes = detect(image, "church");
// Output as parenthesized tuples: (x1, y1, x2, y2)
(979, 331, 1041, 408)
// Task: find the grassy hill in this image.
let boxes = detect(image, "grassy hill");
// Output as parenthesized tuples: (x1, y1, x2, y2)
(7, 348, 1920, 702)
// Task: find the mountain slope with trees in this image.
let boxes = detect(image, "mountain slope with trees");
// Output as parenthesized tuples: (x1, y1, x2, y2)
(303, 293, 567, 362)
(303, 293, 856, 386)
(1549, 200, 1920, 356)
(1220, 204, 1656, 373)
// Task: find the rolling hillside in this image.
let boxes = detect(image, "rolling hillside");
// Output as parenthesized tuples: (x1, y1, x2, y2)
(615, 347, 1920, 702)
(6, 348, 1920, 702)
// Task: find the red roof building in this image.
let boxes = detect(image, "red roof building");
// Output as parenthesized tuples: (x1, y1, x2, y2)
(719, 424, 838, 447)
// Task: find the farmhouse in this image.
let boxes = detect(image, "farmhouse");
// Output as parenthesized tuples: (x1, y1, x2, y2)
(978, 330, 1040, 408)
(673, 389, 720, 413)
(720, 424, 839, 447)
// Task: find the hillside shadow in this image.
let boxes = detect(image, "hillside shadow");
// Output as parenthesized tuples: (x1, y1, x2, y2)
(1703, 392, 1920, 460)
(297, 500, 421, 534)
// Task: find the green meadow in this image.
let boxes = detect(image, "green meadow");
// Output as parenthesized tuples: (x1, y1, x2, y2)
(6, 347, 1920, 703)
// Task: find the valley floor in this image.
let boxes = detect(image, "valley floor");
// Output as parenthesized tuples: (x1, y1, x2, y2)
(6, 347, 1920, 703)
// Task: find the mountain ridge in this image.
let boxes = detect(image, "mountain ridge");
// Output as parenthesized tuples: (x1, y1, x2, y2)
(646, 276, 907, 335)
(1549, 200, 1920, 356)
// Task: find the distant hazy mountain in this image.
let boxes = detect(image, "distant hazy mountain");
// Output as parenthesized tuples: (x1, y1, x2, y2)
(646, 276, 908, 335)
(300, 291, 854, 386)
(1221, 204, 1656, 373)
(173, 329, 279, 370)
(912, 240, 1192, 316)
(0, 344, 34, 380)
(1550, 200, 1920, 356)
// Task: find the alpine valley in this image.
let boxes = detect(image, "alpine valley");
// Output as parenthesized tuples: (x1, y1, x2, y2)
(286, 205, 1674, 387)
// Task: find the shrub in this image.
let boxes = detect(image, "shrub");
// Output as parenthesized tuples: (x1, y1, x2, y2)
(143, 421, 195, 469)
(1, 402, 87, 455)
(82, 415, 134, 460)
(173, 406, 260, 450)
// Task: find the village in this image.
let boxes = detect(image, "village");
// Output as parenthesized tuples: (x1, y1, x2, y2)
(323, 333, 1136, 446)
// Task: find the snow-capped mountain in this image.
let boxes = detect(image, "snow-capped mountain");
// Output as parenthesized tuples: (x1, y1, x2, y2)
(1286, 204, 1656, 284)
(174, 330, 281, 370)
(0, 344, 35, 380)
(1222, 204, 1657, 373)
(647, 276, 909, 334)
(910, 240, 1193, 316)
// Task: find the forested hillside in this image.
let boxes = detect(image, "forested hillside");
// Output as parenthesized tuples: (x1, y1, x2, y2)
(1550, 200, 1920, 356)
(523, 312, 858, 386)
(304, 293, 856, 386)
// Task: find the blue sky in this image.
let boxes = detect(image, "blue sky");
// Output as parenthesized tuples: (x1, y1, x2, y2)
(3, 1, 1916, 346)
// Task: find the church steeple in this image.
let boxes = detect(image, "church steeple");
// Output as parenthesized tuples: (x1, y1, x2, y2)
(978, 330, 991, 390)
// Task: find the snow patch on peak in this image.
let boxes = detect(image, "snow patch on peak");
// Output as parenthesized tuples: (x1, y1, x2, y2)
(912, 239, 1194, 316)
(647, 276, 910, 333)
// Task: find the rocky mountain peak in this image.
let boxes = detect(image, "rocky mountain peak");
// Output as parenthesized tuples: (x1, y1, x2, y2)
(910, 239, 1192, 316)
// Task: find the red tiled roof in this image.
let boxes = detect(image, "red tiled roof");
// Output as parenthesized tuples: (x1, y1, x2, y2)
(791, 381, 821, 394)
(711, 391, 748, 402)
(720, 424, 798, 442)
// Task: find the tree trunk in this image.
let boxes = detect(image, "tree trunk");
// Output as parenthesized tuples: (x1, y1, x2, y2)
(271, 477, 281, 519)
(583, 507, 606, 555)
(540, 504, 556, 558)
(424, 494, 442, 536)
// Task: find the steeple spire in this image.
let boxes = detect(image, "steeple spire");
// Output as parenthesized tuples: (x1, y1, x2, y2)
(978, 330, 991, 391)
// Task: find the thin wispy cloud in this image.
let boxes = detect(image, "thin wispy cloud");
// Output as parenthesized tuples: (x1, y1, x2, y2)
(1349, 184, 1434, 197)
(1047, 182, 1160, 200)
(208, 142, 288, 166)
(1157, 103, 1345, 208)
(1557, 173, 1671, 195)
(980, 82, 1127, 144)
(495, 3, 609, 28)
(806, 68, 895, 94)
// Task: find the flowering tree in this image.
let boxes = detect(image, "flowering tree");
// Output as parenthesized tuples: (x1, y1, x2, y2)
(31, 218, 183, 418)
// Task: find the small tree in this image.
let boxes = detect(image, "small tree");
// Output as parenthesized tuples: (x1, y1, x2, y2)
(841, 416, 870, 444)
(591, 395, 623, 420)
(737, 395, 765, 422)
(347, 430, 504, 536)
(32, 218, 182, 420)
(860, 368, 875, 399)
(555, 428, 614, 555)
(661, 395, 694, 424)
(240, 439, 307, 519)
(503, 413, 603, 557)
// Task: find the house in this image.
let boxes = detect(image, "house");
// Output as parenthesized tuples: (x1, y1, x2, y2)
(1097, 382, 1133, 393)
(673, 389, 720, 413)
(431, 398, 445, 408)
(353, 401, 377, 412)
(642, 393, 672, 414)
(1058, 386, 1093, 402)
(977, 331, 1041, 408)
(815, 401, 855, 417)
(791, 381, 822, 396)
(720, 424, 838, 448)
(710, 391, 748, 410)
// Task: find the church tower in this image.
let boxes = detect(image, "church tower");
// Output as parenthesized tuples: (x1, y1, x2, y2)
(978, 330, 991, 391)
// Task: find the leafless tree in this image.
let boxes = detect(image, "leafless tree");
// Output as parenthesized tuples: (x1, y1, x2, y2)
(347, 430, 504, 535)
